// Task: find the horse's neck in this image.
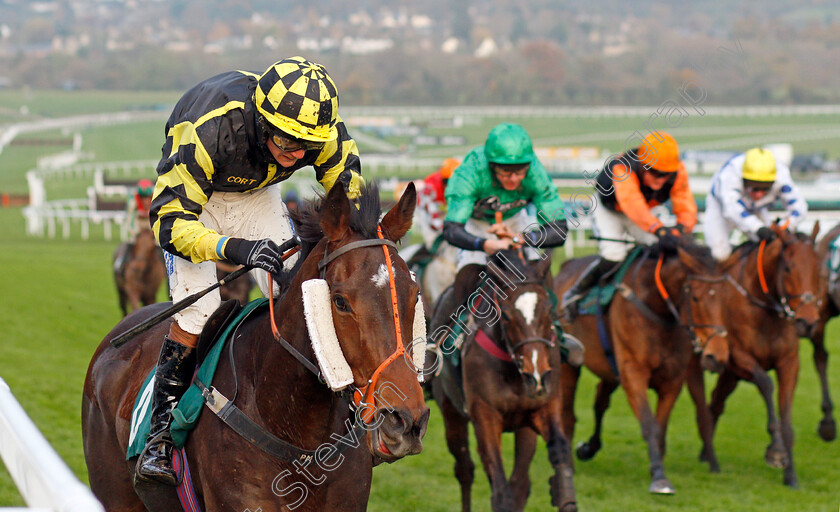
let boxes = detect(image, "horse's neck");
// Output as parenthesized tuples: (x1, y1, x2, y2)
(740, 245, 780, 297)
(240, 246, 349, 445)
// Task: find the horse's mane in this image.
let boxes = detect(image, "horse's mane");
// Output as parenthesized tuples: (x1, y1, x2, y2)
(638, 238, 717, 271)
(290, 182, 383, 259)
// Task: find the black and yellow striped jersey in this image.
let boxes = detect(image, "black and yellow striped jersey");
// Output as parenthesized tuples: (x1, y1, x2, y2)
(149, 70, 362, 263)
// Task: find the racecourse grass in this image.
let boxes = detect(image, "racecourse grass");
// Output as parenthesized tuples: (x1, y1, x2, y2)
(1, 205, 840, 510)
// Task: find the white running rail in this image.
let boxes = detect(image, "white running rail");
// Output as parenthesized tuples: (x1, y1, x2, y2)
(0, 377, 104, 512)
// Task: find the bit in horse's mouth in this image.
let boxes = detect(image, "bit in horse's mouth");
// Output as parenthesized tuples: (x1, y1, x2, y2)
(378, 437, 392, 456)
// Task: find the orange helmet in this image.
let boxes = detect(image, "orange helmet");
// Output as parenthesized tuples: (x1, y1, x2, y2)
(637, 131, 681, 172)
(438, 158, 460, 179)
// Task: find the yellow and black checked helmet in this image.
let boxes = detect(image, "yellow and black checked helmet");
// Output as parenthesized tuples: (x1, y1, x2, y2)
(255, 57, 339, 142)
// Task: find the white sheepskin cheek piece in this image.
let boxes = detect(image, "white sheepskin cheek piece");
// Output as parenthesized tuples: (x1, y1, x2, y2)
(301, 279, 354, 390)
(413, 295, 427, 381)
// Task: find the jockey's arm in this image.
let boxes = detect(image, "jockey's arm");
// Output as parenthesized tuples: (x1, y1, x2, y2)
(670, 168, 698, 232)
(775, 165, 808, 229)
(443, 221, 488, 252)
(313, 120, 364, 199)
(613, 169, 665, 234)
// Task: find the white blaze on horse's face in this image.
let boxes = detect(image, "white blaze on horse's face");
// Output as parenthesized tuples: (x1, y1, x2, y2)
(531, 349, 542, 391)
(515, 292, 538, 325)
(372, 263, 394, 288)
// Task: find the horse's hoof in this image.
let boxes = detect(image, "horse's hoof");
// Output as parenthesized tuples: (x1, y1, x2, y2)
(649, 479, 676, 495)
(559, 502, 578, 512)
(698, 449, 721, 473)
(764, 446, 789, 469)
(575, 441, 599, 461)
(784, 473, 799, 489)
(818, 418, 836, 441)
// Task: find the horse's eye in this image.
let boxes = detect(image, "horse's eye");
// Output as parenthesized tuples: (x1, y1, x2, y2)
(333, 295, 350, 312)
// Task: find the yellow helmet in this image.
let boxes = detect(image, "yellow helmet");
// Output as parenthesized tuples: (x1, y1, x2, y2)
(254, 57, 339, 142)
(742, 148, 777, 182)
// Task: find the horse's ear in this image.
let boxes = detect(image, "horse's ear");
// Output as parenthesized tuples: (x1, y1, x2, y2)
(677, 246, 706, 275)
(811, 220, 820, 243)
(320, 184, 351, 241)
(534, 253, 553, 281)
(380, 181, 417, 242)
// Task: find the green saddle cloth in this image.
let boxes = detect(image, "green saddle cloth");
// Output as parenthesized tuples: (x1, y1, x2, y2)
(577, 246, 643, 316)
(126, 298, 268, 459)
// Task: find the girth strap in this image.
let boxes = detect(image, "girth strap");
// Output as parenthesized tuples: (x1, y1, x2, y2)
(195, 380, 368, 465)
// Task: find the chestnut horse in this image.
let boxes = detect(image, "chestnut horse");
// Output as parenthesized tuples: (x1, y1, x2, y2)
(808, 222, 840, 441)
(698, 224, 822, 489)
(554, 241, 727, 494)
(83, 183, 430, 511)
(431, 251, 577, 512)
(113, 228, 166, 316)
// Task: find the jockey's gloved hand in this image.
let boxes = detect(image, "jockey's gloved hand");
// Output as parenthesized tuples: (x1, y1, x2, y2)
(224, 237, 285, 275)
(654, 226, 680, 253)
(756, 226, 776, 242)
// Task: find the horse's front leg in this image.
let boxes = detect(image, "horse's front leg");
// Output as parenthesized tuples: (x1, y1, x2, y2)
(621, 363, 674, 494)
(533, 402, 577, 511)
(733, 352, 789, 470)
(810, 319, 836, 441)
(776, 349, 800, 488)
(471, 401, 514, 512)
(509, 428, 536, 511)
(576, 378, 618, 461)
(438, 391, 475, 512)
(686, 354, 720, 472)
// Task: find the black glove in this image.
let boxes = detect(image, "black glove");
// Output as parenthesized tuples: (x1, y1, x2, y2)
(224, 237, 285, 275)
(654, 226, 680, 253)
(756, 226, 776, 242)
(658, 233, 680, 253)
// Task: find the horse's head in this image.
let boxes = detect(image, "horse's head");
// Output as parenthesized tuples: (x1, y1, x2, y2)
(771, 222, 823, 336)
(491, 252, 557, 398)
(293, 182, 430, 463)
(666, 241, 729, 373)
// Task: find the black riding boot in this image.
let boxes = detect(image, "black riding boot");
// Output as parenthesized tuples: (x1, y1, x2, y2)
(136, 337, 196, 486)
(560, 257, 618, 321)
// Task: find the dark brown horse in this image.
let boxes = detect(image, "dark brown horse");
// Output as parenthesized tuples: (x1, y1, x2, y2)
(431, 252, 577, 512)
(83, 183, 430, 511)
(113, 228, 166, 316)
(554, 241, 727, 494)
(698, 224, 822, 489)
(808, 222, 840, 441)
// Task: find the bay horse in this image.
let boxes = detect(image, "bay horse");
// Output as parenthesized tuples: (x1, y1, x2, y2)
(554, 241, 728, 494)
(113, 228, 166, 316)
(699, 223, 822, 488)
(431, 251, 577, 512)
(83, 183, 430, 511)
(807, 222, 840, 441)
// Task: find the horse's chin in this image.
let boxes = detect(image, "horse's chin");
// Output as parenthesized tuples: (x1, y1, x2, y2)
(368, 428, 407, 465)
